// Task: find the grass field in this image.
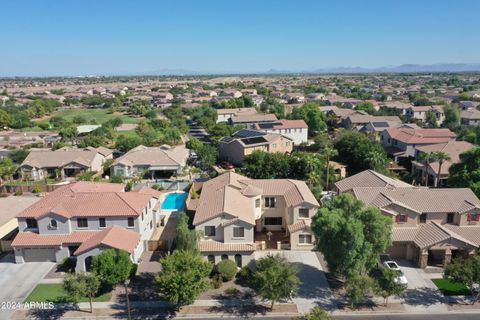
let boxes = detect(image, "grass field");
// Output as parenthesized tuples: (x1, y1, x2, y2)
(39, 108, 141, 125)
(432, 278, 471, 296)
(25, 284, 111, 303)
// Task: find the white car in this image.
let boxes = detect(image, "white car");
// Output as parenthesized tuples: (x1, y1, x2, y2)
(383, 261, 408, 285)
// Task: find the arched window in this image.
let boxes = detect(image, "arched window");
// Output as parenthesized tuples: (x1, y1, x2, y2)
(207, 255, 215, 264)
(50, 219, 57, 229)
(234, 254, 242, 268)
(221, 254, 228, 261)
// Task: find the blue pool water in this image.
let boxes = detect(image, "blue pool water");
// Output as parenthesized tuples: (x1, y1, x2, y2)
(161, 192, 187, 210)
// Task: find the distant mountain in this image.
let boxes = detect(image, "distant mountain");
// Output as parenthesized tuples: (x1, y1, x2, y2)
(145, 68, 202, 76)
(310, 63, 480, 74)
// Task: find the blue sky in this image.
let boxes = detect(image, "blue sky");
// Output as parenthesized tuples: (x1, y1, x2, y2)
(1, 0, 479, 76)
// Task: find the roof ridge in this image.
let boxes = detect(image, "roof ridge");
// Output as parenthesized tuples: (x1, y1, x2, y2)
(115, 192, 143, 214)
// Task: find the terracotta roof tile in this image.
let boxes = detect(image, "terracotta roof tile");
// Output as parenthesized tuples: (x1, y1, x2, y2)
(198, 240, 256, 252)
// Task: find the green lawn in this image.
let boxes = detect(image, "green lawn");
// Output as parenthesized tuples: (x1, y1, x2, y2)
(25, 284, 111, 303)
(40, 108, 140, 125)
(432, 278, 471, 296)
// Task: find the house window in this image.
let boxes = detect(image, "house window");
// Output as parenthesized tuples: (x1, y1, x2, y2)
(395, 214, 408, 223)
(49, 219, 57, 229)
(26, 218, 38, 229)
(207, 255, 215, 264)
(221, 254, 228, 260)
(419, 213, 427, 224)
(150, 221, 153, 229)
(264, 217, 282, 225)
(77, 218, 88, 228)
(265, 197, 276, 208)
(99, 218, 106, 228)
(286, 142, 291, 146)
(233, 227, 245, 238)
(467, 213, 480, 222)
(272, 143, 277, 149)
(141, 212, 144, 220)
(299, 234, 313, 244)
(299, 208, 309, 218)
(205, 226, 216, 237)
(447, 213, 454, 224)
(235, 254, 242, 267)
(127, 217, 134, 228)
(255, 198, 260, 208)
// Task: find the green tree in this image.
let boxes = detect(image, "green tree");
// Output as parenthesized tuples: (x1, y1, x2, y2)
(374, 267, 407, 306)
(253, 254, 300, 310)
(444, 255, 480, 304)
(448, 147, 480, 197)
(175, 212, 198, 252)
(355, 102, 376, 115)
(115, 134, 143, 152)
(8, 148, 30, 164)
(63, 272, 101, 313)
(91, 249, 134, 286)
(443, 104, 460, 130)
(0, 109, 13, 127)
(59, 125, 78, 144)
(156, 250, 212, 306)
(431, 151, 451, 187)
(345, 275, 373, 308)
(288, 102, 327, 135)
(418, 152, 433, 186)
(425, 111, 438, 128)
(312, 193, 392, 278)
(334, 132, 388, 174)
(0, 158, 16, 182)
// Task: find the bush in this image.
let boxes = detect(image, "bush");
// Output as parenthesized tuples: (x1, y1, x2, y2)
(215, 259, 237, 282)
(225, 287, 239, 296)
(211, 274, 223, 289)
(14, 189, 23, 196)
(236, 266, 254, 286)
(32, 184, 42, 194)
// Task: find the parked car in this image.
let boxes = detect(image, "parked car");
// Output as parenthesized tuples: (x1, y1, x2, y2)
(383, 260, 408, 285)
(220, 162, 235, 170)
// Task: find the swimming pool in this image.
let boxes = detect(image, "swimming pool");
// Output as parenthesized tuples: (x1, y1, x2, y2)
(161, 192, 187, 210)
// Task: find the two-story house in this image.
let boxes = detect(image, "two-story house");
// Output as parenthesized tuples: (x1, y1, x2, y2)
(335, 170, 480, 268)
(405, 105, 445, 125)
(216, 108, 259, 123)
(191, 172, 319, 266)
(380, 127, 456, 160)
(218, 129, 293, 165)
(460, 108, 480, 126)
(11, 182, 161, 272)
(253, 119, 308, 145)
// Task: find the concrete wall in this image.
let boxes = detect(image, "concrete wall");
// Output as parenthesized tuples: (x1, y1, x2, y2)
(201, 251, 253, 268)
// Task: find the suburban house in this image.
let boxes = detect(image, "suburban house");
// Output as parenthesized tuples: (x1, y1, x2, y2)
(379, 101, 413, 115)
(19, 147, 113, 181)
(282, 93, 305, 104)
(219, 129, 293, 165)
(11, 182, 162, 271)
(335, 170, 480, 268)
(405, 105, 445, 125)
(110, 145, 189, 179)
(411, 141, 475, 186)
(216, 108, 258, 123)
(0, 130, 60, 149)
(230, 113, 278, 127)
(460, 108, 480, 126)
(343, 114, 402, 130)
(380, 127, 457, 160)
(191, 172, 320, 266)
(253, 119, 309, 145)
(359, 122, 419, 139)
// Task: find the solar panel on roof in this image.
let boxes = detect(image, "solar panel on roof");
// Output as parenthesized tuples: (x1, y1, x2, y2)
(219, 136, 235, 143)
(242, 136, 267, 145)
(372, 121, 389, 127)
(233, 129, 266, 138)
(257, 122, 281, 129)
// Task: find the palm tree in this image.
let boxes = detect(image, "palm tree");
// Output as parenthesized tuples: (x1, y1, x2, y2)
(418, 152, 433, 186)
(431, 151, 451, 187)
(367, 150, 386, 172)
(323, 146, 338, 191)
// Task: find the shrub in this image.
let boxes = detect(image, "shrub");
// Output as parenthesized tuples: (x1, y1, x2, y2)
(236, 266, 254, 286)
(225, 287, 239, 296)
(14, 189, 23, 196)
(32, 184, 42, 194)
(211, 274, 223, 289)
(215, 259, 237, 282)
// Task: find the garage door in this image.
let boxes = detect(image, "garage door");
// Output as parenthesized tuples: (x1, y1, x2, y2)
(23, 248, 56, 262)
(386, 243, 407, 259)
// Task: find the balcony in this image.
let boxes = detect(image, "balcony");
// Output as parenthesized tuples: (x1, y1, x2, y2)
(254, 230, 290, 250)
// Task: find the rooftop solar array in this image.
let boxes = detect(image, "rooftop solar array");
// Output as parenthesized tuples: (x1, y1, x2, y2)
(241, 136, 267, 145)
(233, 129, 266, 138)
(257, 122, 281, 129)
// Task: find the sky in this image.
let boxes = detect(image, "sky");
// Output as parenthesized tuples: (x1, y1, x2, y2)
(1, 0, 480, 76)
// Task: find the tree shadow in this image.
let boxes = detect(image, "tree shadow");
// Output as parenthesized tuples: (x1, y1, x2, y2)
(118, 272, 162, 301)
(29, 302, 77, 320)
(207, 296, 268, 319)
(403, 287, 445, 306)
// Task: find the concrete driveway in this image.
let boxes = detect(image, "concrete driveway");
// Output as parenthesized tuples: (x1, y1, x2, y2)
(254, 250, 335, 313)
(398, 263, 448, 313)
(0, 254, 55, 319)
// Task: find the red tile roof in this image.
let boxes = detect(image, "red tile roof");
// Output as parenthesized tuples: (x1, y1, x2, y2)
(74, 225, 140, 255)
(11, 230, 97, 247)
(385, 127, 456, 144)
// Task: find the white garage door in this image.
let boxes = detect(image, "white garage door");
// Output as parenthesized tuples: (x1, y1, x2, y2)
(23, 248, 56, 262)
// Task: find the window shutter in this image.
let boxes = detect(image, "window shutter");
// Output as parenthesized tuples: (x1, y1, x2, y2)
(395, 215, 400, 223)
(404, 215, 408, 222)
(467, 214, 472, 221)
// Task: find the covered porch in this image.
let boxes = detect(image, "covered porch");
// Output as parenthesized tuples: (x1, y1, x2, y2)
(254, 230, 290, 250)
